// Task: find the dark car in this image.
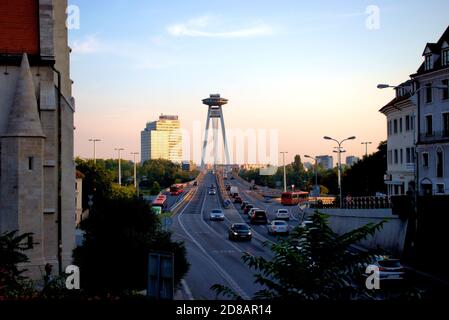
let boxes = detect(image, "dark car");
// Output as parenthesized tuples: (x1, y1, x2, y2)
(193, 181, 198, 186)
(243, 204, 254, 215)
(228, 223, 252, 241)
(241, 201, 249, 210)
(250, 210, 268, 225)
(234, 196, 243, 204)
(225, 185, 231, 191)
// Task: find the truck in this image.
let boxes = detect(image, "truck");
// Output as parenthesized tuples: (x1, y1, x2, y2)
(230, 186, 239, 198)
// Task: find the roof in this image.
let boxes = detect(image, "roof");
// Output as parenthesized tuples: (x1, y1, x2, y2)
(379, 92, 412, 114)
(413, 25, 449, 77)
(2, 53, 45, 138)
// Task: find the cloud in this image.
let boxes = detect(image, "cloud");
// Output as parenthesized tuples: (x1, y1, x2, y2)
(71, 35, 101, 54)
(167, 16, 274, 38)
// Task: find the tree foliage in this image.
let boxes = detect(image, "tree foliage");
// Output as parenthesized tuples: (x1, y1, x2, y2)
(212, 212, 385, 300)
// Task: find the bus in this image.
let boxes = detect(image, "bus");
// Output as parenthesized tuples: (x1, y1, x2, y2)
(170, 184, 184, 196)
(152, 195, 168, 214)
(281, 191, 309, 206)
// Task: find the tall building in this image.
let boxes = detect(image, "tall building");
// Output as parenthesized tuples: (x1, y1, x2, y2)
(412, 26, 449, 196)
(141, 115, 182, 164)
(345, 156, 360, 167)
(316, 155, 334, 170)
(0, 0, 75, 278)
(380, 81, 417, 196)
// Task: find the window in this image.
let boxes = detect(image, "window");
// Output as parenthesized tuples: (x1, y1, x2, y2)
(422, 153, 429, 167)
(442, 79, 449, 100)
(387, 120, 391, 136)
(394, 149, 398, 164)
(399, 118, 403, 132)
(426, 115, 433, 135)
(443, 113, 449, 137)
(443, 49, 449, 66)
(405, 115, 410, 131)
(406, 148, 411, 163)
(28, 157, 34, 171)
(436, 184, 445, 194)
(388, 150, 393, 165)
(393, 119, 398, 134)
(436, 149, 443, 178)
(425, 54, 432, 71)
(410, 115, 415, 131)
(426, 84, 433, 103)
(400, 149, 403, 164)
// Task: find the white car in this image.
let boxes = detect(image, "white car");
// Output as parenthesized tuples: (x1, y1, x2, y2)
(275, 209, 290, 220)
(209, 209, 224, 221)
(208, 188, 217, 195)
(267, 220, 289, 235)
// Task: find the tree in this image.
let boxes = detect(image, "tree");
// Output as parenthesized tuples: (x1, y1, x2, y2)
(150, 181, 161, 195)
(0, 231, 34, 299)
(212, 212, 385, 300)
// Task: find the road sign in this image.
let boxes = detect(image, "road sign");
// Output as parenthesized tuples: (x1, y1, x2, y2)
(223, 199, 231, 208)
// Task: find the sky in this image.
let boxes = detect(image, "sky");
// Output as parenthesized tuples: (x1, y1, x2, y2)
(69, 0, 449, 164)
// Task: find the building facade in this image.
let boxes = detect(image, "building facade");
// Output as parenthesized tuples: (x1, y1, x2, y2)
(380, 81, 417, 196)
(316, 155, 334, 170)
(141, 115, 182, 164)
(0, 0, 75, 278)
(412, 26, 449, 195)
(345, 156, 360, 167)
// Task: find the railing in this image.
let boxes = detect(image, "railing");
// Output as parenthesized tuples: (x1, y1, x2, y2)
(310, 196, 392, 209)
(420, 130, 449, 143)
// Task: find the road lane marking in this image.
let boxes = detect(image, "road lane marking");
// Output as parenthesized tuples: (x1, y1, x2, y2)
(177, 186, 251, 300)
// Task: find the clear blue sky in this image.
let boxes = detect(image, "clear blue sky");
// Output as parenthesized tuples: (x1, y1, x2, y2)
(69, 0, 449, 163)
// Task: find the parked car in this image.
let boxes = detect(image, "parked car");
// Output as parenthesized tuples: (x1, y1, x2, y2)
(268, 220, 289, 235)
(372, 256, 406, 281)
(243, 204, 254, 215)
(275, 208, 290, 220)
(241, 201, 249, 210)
(228, 223, 252, 241)
(225, 185, 231, 191)
(250, 210, 268, 225)
(300, 219, 313, 228)
(234, 196, 243, 204)
(208, 188, 217, 195)
(209, 209, 225, 221)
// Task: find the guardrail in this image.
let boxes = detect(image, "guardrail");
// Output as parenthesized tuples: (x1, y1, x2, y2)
(309, 196, 392, 209)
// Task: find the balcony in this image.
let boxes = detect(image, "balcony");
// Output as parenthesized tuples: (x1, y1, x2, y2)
(419, 130, 449, 143)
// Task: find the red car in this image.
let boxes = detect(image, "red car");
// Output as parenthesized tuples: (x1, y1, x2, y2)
(234, 196, 243, 204)
(170, 185, 184, 196)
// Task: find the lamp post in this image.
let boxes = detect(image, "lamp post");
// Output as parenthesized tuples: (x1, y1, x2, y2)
(114, 148, 125, 185)
(324, 136, 356, 207)
(280, 152, 288, 192)
(89, 139, 101, 165)
(361, 141, 372, 157)
(131, 152, 139, 189)
(304, 155, 319, 196)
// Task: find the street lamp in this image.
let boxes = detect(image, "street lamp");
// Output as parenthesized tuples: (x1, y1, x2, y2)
(114, 148, 125, 185)
(131, 152, 139, 189)
(89, 139, 101, 165)
(280, 152, 288, 192)
(304, 155, 319, 196)
(323, 136, 356, 207)
(361, 141, 372, 157)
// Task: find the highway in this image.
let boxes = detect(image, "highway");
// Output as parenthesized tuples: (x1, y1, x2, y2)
(169, 172, 310, 300)
(170, 173, 277, 300)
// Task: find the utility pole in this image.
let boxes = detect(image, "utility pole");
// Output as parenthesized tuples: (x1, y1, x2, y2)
(114, 148, 125, 185)
(280, 152, 288, 192)
(89, 139, 101, 164)
(361, 141, 372, 157)
(131, 152, 139, 189)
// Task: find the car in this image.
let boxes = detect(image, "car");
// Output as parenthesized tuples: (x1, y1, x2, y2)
(193, 181, 198, 186)
(371, 256, 406, 281)
(234, 196, 243, 204)
(268, 220, 289, 235)
(208, 188, 217, 195)
(240, 201, 249, 210)
(247, 207, 261, 218)
(300, 219, 313, 228)
(225, 185, 231, 191)
(243, 204, 254, 215)
(250, 210, 268, 225)
(209, 209, 225, 221)
(275, 209, 290, 220)
(210, 184, 216, 188)
(228, 223, 252, 241)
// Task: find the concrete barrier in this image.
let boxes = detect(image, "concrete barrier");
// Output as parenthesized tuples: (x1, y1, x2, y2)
(305, 208, 408, 256)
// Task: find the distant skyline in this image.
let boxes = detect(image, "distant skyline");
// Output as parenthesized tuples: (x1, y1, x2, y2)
(69, 0, 449, 163)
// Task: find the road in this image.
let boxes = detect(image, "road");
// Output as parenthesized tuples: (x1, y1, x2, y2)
(170, 173, 275, 300)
